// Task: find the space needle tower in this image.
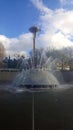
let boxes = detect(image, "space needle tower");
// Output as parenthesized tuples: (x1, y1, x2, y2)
(29, 26, 40, 68)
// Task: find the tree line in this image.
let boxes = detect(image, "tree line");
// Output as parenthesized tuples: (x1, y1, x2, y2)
(0, 47, 73, 70)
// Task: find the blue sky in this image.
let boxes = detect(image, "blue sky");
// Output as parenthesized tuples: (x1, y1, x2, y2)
(0, 0, 61, 37)
(0, 0, 73, 57)
(0, 0, 39, 37)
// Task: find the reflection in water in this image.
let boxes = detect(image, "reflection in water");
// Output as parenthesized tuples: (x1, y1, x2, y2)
(0, 84, 73, 129)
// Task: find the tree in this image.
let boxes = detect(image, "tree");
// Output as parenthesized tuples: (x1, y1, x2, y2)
(0, 42, 6, 60)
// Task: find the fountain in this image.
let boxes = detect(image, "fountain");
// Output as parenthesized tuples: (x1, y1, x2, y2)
(0, 25, 73, 130)
(13, 26, 59, 88)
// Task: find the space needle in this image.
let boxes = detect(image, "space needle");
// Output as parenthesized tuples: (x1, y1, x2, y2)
(29, 26, 40, 68)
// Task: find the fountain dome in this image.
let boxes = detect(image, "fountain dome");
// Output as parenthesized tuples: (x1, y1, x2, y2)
(13, 69, 59, 88)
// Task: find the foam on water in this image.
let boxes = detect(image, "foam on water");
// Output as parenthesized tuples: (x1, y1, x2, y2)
(0, 84, 73, 93)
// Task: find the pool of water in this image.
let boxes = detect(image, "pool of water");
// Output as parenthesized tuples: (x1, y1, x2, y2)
(0, 84, 73, 130)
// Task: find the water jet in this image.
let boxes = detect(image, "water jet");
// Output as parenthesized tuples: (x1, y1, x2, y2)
(13, 26, 59, 88)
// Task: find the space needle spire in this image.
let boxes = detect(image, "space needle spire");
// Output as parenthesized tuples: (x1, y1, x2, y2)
(29, 26, 40, 68)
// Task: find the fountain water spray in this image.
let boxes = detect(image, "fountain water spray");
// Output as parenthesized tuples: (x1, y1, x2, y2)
(13, 26, 59, 88)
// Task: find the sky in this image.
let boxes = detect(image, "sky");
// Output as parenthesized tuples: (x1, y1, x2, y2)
(0, 0, 73, 57)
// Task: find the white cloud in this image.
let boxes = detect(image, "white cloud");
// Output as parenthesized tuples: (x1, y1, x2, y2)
(30, 0, 52, 14)
(31, 0, 73, 49)
(40, 9, 73, 35)
(1, 0, 73, 57)
(60, 0, 73, 8)
(0, 33, 33, 57)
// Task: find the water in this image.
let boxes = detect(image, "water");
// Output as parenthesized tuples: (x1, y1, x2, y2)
(0, 84, 71, 93)
(13, 69, 60, 87)
(13, 48, 64, 87)
(0, 84, 73, 129)
(1, 47, 70, 129)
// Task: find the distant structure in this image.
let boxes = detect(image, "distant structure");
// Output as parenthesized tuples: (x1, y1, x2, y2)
(0, 42, 6, 61)
(29, 26, 40, 68)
